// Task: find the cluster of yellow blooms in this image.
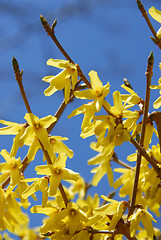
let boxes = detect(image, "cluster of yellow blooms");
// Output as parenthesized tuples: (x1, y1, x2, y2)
(1, 4, 161, 240)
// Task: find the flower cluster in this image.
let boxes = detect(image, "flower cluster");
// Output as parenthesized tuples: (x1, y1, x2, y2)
(1, 3, 161, 240)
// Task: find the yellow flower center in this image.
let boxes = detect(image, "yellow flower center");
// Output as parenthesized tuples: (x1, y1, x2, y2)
(54, 168, 61, 174)
(95, 89, 103, 97)
(10, 160, 18, 169)
(66, 66, 75, 75)
(34, 122, 41, 129)
(70, 208, 77, 216)
(50, 138, 56, 145)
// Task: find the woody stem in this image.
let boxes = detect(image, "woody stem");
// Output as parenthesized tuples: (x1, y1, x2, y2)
(129, 52, 154, 216)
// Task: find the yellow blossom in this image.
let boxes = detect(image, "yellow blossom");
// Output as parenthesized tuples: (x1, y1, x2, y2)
(52, 201, 88, 234)
(0, 149, 22, 186)
(22, 177, 49, 207)
(74, 70, 110, 112)
(43, 59, 78, 104)
(0, 188, 28, 232)
(121, 84, 143, 108)
(128, 208, 157, 239)
(77, 194, 100, 217)
(19, 113, 57, 151)
(151, 143, 161, 163)
(68, 176, 86, 199)
(94, 195, 128, 231)
(35, 153, 79, 196)
(88, 146, 114, 187)
(68, 102, 96, 131)
(48, 135, 73, 160)
(113, 168, 135, 198)
(0, 120, 27, 157)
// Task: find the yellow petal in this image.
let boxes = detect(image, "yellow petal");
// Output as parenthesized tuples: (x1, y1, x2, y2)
(42, 75, 55, 83)
(149, 7, 161, 23)
(44, 85, 58, 96)
(47, 59, 69, 69)
(0, 187, 6, 217)
(30, 205, 57, 215)
(141, 213, 155, 239)
(0, 125, 20, 135)
(127, 153, 137, 162)
(101, 195, 119, 203)
(40, 115, 57, 128)
(27, 138, 39, 162)
(24, 113, 39, 126)
(71, 69, 78, 89)
(49, 175, 61, 196)
(91, 165, 106, 186)
(22, 181, 40, 199)
(0, 149, 10, 162)
(157, 27, 161, 38)
(36, 127, 50, 150)
(49, 69, 70, 90)
(88, 70, 103, 90)
(10, 128, 25, 157)
(113, 91, 123, 114)
(61, 168, 79, 181)
(52, 139, 73, 158)
(35, 165, 52, 175)
(64, 80, 71, 104)
(74, 89, 95, 99)
(130, 217, 141, 237)
(153, 96, 161, 109)
(19, 126, 34, 146)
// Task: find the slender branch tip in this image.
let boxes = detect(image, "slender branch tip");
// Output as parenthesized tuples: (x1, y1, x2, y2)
(51, 19, 57, 30)
(148, 51, 154, 65)
(12, 56, 20, 73)
(40, 15, 50, 28)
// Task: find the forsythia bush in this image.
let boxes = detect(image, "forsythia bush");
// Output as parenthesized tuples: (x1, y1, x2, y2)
(1, 1, 161, 239)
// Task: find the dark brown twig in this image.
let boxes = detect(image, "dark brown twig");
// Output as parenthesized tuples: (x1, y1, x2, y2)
(136, 0, 161, 49)
(129, 52, 154, 216)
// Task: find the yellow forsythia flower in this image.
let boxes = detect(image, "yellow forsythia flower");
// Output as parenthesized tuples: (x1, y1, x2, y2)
(128, 208, 157, 239)
(0, 149, 22, 186)
(43, 59, 78, 104)
(35, 153, 79, 196)
(74, 70, 110, 112)
(19, 113, 57, 150)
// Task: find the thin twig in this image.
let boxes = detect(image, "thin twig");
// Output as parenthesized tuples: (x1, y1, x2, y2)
(40, 15, 73, 63)
(12, 57, 32, 113)
(112, 152, 133, 170)
(136, 0, 161, 49)
(2, 58, 69, 207)
(130, 136, 161, 178)
(129, 52, 154, 216)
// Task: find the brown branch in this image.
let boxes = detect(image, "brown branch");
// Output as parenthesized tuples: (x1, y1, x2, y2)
(12, 57, 32, 113)
(136, 0, 161, 49)
(129, 52, 154, 216)
(40, 16, 73, 63)
(2, 59, 70, 207)
(112, 152, 133, 170)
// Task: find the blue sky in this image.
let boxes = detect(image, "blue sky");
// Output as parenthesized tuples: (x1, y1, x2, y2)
(0, 0, 161, 237)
